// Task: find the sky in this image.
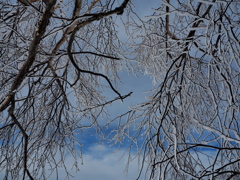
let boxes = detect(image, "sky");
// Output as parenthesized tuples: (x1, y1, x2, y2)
(46, 144, 146, 180)
(67, 72, 152, 180)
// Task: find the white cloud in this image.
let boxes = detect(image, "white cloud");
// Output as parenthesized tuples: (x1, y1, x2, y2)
(50, 145, 145, 180)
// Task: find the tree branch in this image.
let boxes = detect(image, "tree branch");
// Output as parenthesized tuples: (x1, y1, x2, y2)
(0, 0, 57, 112)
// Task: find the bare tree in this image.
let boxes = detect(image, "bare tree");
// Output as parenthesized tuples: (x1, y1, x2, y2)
(1, 0, 240, 179)
(111, 0, 240, 179)
(0, 0, 131, 179)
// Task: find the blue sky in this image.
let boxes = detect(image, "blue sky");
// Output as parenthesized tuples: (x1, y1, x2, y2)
(70, 71, 152, 180)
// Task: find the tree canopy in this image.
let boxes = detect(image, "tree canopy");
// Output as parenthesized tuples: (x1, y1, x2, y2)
(0, 0, 240, 179)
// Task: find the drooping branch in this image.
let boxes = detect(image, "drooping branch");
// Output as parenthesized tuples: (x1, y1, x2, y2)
(67, 28, 124, 100)
(65, 0, 131, 100)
